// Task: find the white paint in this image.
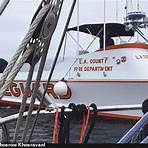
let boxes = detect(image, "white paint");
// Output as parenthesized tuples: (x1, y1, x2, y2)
(53, 81, 68, 97)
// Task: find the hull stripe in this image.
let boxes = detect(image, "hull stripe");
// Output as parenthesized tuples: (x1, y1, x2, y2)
(0, 99, 140, 121)
(12, 80, 148, 83)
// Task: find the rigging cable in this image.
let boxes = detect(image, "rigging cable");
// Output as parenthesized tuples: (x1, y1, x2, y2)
(26, 0, 76, 143)
(22, 0, 63, 143)
(0, 2, 51, 100)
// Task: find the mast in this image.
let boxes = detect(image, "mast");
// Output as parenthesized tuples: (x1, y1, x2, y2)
(116, 0, 118, 44)
(77, 0, 80, 55)
(103, 0, 106, 51)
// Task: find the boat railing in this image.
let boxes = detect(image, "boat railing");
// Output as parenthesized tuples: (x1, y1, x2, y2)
(0, 104, 142, 143)
(0, 110, 50, 143)
(118, 111, 148, 143)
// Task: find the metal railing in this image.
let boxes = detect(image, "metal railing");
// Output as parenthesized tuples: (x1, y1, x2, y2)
(118, 111, 148, 143)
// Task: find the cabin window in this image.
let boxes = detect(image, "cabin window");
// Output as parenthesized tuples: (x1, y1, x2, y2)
(99, 37, 115, 49)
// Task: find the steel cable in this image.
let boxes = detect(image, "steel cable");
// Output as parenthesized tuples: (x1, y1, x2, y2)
(0, 3, 50, 96)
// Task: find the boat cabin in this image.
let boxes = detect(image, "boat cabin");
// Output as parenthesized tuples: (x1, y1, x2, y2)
(67, 23, 135, 50)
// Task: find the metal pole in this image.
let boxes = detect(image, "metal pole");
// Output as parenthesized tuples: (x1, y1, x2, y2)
(0, 0, 10, 16)
(103, 0, 106, 51)
(118, 112, 148, 143)
(141, 136, 148, 143)
(77, 0, 80, 55)
(116, 0, 118, 44)
(126, 0, 128, 17)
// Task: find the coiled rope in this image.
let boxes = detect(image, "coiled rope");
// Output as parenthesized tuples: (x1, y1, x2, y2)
(55, 103, 97, 144)
(58, 103, 78, 143)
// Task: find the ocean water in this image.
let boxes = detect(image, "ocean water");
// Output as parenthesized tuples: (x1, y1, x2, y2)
(0, 107, 136, 144)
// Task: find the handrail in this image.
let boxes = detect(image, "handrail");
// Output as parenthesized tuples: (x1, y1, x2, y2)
(0, 110, 49, 125)
(118, 111, 148, 143)
(141, 135, 148, 143)
(97, 43, 148, 51)
(0, 104, 142, 125)
(0, 104, 143, 143)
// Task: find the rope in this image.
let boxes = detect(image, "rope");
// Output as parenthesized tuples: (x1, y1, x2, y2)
(57, 103, 79, 144)
(0, 4, 51, 98)
(83, 103, 97, 143)
(0, 45, 40, 99)
(52, 107, 60, 144)
(25, 0, 64, 143)
(58, 103, 78, 144)
(64, 103, 88, 144)
(21, 43, 50, 143)
(79, 105, 87, 137)
(79, 106, 91, 144)
(21, 1, 60, 142)
(1, 123, 9, 143)
(58, 106, 66, 143)
(63, 111, 71, 143)
(51, 103, 97, 144)
(12, 1, 54, 143)
(12, 63, 35, 143)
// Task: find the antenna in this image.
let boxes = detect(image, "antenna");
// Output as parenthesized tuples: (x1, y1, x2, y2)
(124, 0, 148, 43)
(126, 0, 128, 19)
(137, 0, 140, 10)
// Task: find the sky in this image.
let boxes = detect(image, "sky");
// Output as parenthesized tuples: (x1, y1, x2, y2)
(0, 0, 148, 62)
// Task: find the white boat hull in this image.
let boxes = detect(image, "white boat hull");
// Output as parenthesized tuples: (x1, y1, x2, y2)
(2, 80, 147, 119)
(1, 44, 148, 120)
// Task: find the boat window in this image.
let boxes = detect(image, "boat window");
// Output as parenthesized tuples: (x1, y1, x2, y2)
(99, 37, 115, 49)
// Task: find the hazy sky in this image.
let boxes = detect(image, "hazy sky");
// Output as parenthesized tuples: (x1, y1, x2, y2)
(0, 0, 148, 61)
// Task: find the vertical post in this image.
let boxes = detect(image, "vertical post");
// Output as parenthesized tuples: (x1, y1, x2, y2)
(116, 0, 118, 44)
(137, 0, 140, 42)
(103, 0, 106, 51)
(137, 0, 139, 10)
(126, 0, 128, 18)
(77, 0, 80, 56)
